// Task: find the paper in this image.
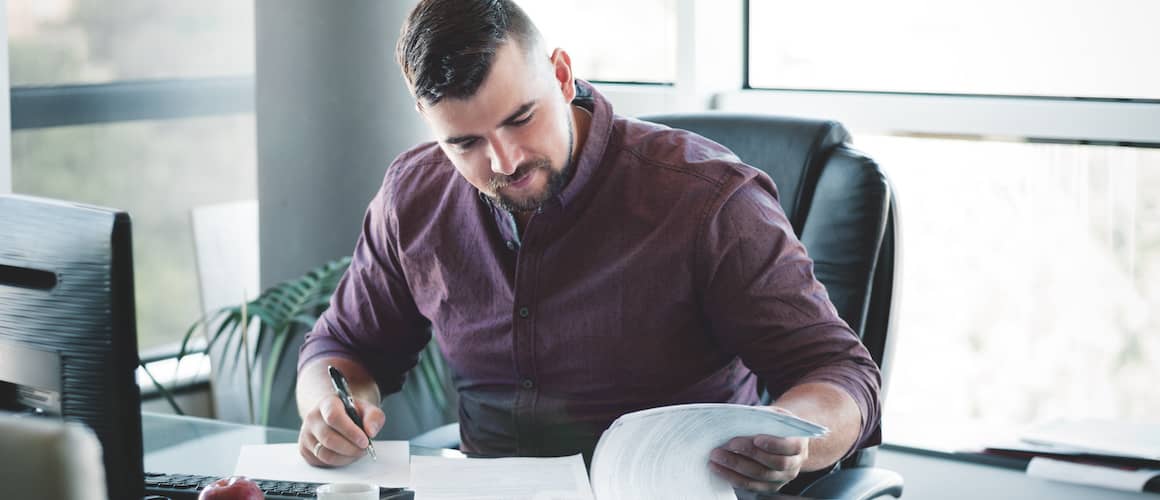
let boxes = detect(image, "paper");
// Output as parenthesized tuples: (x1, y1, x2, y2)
(1027, 457, 1160, 492)
(233, 441, 410, 487)
(410, 454, 593, 500)
(590, 403, 828, 500)
(1021, 420, 1160, 460)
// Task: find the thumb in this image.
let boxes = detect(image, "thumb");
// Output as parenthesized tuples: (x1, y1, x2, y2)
(353, 399, 386, 437)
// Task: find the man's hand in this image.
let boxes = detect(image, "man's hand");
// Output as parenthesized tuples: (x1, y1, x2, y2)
(298, 394, 385, 467)
(708, 433, 808, 494)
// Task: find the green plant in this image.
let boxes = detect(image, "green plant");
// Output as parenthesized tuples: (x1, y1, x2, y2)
(145, 256, 450, 426)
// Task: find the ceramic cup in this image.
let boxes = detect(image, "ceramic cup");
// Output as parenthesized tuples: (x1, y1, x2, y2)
(315, 482, 379, 500)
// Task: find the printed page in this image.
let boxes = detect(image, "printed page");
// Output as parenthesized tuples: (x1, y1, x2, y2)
(589, 403, 828, 500)
(410, 454, 594, 500)
(233, 441, 409, 487)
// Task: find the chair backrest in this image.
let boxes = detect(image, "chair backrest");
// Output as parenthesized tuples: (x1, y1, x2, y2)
(641, 113, 899, 471)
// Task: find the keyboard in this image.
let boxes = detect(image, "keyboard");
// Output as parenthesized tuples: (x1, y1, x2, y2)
(143, 472, 414, 500)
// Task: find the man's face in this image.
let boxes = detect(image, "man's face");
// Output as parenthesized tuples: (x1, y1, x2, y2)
(419, 41, 577, 213)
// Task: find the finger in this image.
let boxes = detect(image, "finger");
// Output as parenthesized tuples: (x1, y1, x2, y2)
(708, 460, 785, 494)
(353, 399, 386, 437)
(298, 427, 327, 467)
(753, 434, 807, 456)
(318, 395, 371, 449)
(709, 447, 794, 485)
(719, 437, 796, 471)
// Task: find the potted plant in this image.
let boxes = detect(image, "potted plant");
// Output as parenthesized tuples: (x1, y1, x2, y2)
(146, 257, 455, 436)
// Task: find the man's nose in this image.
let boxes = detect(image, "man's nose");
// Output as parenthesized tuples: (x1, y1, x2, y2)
(489, 139, 523, 176)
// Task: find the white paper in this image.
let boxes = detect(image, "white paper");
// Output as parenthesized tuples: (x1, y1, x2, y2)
(410, 454, 593, 500)
(233, 441, 410, 488)
(589, 403, 828, 500)
(1021, 420, 1160, 460)
(1027, 457, 1160, 492)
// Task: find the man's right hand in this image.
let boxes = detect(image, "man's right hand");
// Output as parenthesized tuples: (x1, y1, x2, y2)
(298, 394, 386, 467)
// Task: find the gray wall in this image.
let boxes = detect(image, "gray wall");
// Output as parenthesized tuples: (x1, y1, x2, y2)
(256, 0, 427, 287)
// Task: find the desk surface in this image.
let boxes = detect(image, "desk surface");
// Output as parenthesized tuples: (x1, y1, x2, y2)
(143, 412, 1155, 499)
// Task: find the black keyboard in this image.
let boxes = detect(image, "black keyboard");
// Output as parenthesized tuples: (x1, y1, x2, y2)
(143, 472, 414, 500)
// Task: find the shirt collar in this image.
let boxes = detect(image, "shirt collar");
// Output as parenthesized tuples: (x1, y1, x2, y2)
(556, 79, 614, 209)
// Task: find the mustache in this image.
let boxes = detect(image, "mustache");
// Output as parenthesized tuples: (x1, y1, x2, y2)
(489, 159, 551, 190)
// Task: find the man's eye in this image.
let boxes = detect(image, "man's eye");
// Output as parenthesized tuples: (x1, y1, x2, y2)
(455, 139, 478, 150)
(511, 114, 533, 126)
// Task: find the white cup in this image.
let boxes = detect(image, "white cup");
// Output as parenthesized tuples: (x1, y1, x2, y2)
(315, 482, 379, 500)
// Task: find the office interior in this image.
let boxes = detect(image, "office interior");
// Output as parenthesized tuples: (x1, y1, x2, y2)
(1, 0, 1158, 499)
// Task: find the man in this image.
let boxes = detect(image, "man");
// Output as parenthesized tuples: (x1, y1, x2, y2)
(296, 0, 881, 494)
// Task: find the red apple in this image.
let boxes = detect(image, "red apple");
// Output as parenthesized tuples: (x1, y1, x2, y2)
(197, 476, 265, 500)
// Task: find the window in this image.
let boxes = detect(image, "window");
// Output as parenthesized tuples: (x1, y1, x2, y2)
(7, 0, 253, 85)
(854, 135, 1160, 446)
(516, 0, 677, 84)
(747, 0, 1160, 99)
(11, 117, 258, 350)
(743, 0, 1160, 449)
(8, 0, 256, 352)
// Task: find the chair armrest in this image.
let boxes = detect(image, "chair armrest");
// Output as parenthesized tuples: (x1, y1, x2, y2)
(409, 422, 461, 450)
(797, 467, 903, 500)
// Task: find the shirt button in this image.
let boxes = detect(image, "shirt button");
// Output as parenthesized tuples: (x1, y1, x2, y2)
(521, 379, 535, 389)
(506, 240, 517, 251)
(518, 306, 530, 318)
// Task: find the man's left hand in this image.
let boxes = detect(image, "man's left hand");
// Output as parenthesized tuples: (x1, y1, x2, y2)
(708, 433, 808, 494)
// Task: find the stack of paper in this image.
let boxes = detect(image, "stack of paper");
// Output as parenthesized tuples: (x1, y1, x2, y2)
(991, 419, 1160, 493)
(590, 403, 828, 500)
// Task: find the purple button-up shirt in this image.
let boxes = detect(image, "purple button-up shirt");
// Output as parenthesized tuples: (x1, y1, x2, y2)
(299, 81, 881, 460)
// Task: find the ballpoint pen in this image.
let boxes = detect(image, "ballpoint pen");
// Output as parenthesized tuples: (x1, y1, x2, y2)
(327, 365, 378, 461)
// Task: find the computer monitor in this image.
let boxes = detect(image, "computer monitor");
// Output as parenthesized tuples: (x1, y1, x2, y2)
(0, 194, 144, 500)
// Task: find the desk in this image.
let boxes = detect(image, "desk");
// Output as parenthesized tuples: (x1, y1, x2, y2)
(143, 412, 1154, 499)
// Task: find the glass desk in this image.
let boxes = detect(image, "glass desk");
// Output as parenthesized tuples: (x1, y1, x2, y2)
(142, 412, 462, 477)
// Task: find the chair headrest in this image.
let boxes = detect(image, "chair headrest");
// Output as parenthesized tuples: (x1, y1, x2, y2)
(640, 113, 849, 231)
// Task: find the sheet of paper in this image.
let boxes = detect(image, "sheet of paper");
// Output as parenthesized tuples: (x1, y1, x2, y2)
(1021, 420, 1160, 460)
(589, 403, 828, 500)
(410, 454, 593, 500)
(233, 441, 409, 487)
(1027, 457, 1160, 492)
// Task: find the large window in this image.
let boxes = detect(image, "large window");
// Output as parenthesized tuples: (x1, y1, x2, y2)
(747, 0, 1160, 99)
(745, 0, 1160, 449)
(517, 0, 677, 84)
(8, 0, 252, 85)
(8, 0, 256, 352)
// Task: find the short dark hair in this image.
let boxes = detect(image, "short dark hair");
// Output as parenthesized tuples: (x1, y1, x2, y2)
(396, 0, 543, 106)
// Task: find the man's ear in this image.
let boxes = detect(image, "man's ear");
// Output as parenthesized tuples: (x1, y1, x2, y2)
(550, 48, 576, 102)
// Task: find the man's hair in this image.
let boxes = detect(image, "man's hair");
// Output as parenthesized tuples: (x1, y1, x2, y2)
(396, 0, 543, 106)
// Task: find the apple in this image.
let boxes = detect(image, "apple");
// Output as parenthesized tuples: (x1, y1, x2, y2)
(197, 476, 265, 500)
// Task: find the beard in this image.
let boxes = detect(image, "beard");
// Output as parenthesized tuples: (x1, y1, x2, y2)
(486, 117, 576, 213)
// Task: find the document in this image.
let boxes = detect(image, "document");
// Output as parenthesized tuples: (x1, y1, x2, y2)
(590, 403, 828, 500)
(1027, 457, 1160, 493)
(410, 454, 593, 500)
(233, 441, 410, 487)
(413, 403, 827, 500)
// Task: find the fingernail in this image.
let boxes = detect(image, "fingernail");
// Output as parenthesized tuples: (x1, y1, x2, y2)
(358, 437, 369, 448)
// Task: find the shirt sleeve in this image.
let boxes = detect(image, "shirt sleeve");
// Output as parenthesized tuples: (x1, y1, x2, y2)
(697, 175, 882, 453)
(297, 166, 431, 395)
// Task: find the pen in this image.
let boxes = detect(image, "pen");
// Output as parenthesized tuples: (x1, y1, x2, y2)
(327, 365, 378, 461)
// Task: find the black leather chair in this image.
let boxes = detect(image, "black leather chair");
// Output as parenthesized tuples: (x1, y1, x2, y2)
(412, 113, 904, 499)
(643, 113, 902, 499)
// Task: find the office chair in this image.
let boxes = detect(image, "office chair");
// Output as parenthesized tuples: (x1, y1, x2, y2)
(643, 113, 902, 499)
(412, 113, 904, 499)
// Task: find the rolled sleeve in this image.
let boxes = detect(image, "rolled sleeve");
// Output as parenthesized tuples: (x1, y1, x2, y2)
(297, 167, 431, 395)
(698, 175, 882, 452)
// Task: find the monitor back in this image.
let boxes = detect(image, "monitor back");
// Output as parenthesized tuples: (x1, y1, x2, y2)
(0, 194, 144, 500)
